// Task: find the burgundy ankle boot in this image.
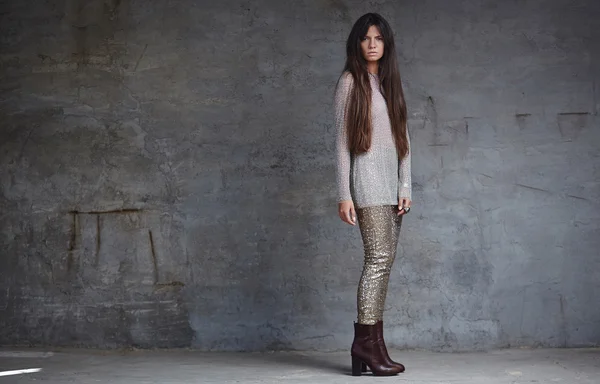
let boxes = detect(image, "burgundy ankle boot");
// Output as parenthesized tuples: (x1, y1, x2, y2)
(359, 321, 406, 373)
(374, 321, 405, 372)
(351, 322, 402, 376)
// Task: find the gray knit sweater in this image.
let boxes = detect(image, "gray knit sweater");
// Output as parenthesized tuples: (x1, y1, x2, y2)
(335, 72, 412, 208)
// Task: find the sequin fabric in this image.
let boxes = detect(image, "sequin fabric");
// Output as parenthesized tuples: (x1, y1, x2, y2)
(334, 72, 412, 208)
(356, 205, 403, 325)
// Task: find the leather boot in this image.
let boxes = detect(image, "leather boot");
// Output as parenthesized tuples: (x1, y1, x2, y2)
(375, 320, 405, 372)
(359, 321, 406, 373)
(351, 322, 402, 376)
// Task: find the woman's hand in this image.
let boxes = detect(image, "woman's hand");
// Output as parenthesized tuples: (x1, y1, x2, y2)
(398, 197, 411, 216)
(338, 200, 357, 225)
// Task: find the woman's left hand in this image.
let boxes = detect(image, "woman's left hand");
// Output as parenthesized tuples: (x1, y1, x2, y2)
(398, 197, 411, 216)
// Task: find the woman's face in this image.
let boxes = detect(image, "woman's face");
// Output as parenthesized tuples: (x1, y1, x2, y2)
(360, 25, 384, 63)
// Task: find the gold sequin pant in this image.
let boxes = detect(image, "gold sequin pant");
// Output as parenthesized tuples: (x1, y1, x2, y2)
(356, 205, 403, 325)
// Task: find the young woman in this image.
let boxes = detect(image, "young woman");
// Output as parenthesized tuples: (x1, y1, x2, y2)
(334, 13, 411, 376)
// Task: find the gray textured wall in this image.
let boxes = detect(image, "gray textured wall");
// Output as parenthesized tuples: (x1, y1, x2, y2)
(1, 0, 599, 351)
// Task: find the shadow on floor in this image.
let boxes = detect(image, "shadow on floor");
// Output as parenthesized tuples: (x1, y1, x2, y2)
(244, 351, 355, 376)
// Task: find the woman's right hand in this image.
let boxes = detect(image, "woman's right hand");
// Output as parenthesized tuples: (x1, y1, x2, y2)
(338, 200, 357, 226)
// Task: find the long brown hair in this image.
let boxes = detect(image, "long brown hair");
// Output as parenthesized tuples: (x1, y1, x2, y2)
(340, 13, 408, 158)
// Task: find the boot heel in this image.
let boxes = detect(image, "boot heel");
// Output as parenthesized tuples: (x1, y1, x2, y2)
(361, 362, 367, 372)
(351, 356, 363, 376)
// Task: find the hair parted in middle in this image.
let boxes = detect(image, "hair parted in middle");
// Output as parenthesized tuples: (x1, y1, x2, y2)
(339, 12, 409, 159)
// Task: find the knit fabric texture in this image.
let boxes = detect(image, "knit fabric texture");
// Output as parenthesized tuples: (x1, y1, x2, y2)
(334, 71, 412, 208)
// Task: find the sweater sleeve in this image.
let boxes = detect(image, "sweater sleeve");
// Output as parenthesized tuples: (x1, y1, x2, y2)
(335, 72, 354, 202)
(398, 126, 412, 200)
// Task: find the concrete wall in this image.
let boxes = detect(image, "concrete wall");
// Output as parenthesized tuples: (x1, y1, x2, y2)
(1, 0, 599, 351)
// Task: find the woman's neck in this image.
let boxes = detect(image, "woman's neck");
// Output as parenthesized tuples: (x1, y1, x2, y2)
(367, 62, 378, 75)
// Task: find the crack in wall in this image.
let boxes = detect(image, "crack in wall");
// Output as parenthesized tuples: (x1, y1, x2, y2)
(148, 230, 159, 284)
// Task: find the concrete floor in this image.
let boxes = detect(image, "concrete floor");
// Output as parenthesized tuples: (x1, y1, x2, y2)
(0, 348, 598, 383)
